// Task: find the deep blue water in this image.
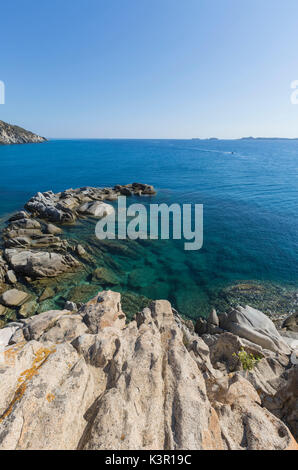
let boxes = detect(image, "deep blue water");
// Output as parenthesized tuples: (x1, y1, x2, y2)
(0, 139, 297, 318)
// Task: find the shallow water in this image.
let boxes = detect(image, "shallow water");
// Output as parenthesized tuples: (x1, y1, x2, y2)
(0, 139, 297, 319)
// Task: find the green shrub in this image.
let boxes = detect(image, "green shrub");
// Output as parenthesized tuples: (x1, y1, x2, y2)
(233, 347, 261, 371)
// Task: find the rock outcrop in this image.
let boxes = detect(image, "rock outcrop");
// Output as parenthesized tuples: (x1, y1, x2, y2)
(0, 289, 30, 307)
(0, 183, 156, 324)
(4, 249, 80, 279)
(0, 120, 46, 145)
(196, 305, 291, 355)
(0, 290, 296, 450)
(24, 185, 155, 224)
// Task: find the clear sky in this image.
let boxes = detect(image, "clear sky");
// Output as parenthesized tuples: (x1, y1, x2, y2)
(1, 0, 298, 139)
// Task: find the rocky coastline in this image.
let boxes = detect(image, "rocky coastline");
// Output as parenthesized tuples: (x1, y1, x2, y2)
(0, 182, 297, 450)
(0, 183, 156, 325)
(0, 120, 46, 145)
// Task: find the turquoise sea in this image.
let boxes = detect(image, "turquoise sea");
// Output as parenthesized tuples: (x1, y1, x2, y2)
(0, 139, 297, 319)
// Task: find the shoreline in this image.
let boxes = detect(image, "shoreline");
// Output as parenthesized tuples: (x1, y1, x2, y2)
(0, 183, 156, 325)
(0, 185, 297, 450)
(0, 184, 297, 328)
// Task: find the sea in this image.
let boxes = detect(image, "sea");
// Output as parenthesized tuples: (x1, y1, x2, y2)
(0, 138, 297, 320)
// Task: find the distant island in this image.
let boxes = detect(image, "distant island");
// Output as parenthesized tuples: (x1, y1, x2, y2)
(192, 136, 298, 141)
(0, 120, 46, 145)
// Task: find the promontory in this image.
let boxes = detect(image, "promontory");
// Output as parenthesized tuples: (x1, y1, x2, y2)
(0, 120, 46, 145)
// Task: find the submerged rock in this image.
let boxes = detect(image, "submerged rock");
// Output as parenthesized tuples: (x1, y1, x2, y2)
(19, 300, 38, 318)
(91, 267, 119, 286)
(127, 267, 156, 289)
(0, 289, 30, 307)
(39, 286, 56, 302)
(67, 284, 103, 304)
(75, 244, 88, 258)
(114, 182, 156, 196)
(120, 291, 152, 320)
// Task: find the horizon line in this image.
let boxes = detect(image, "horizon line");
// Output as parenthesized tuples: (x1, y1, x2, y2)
(45, 136, 298, 141)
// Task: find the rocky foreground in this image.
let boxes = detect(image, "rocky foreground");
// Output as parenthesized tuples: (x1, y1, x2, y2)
(0, 290, 297, 450)
(0, 120, 46, 145)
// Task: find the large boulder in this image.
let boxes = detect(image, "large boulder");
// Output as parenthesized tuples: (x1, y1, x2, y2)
(2, 215, 67, 251)
(8, 211, 30, 222)
(0, 341, 94, 450)
(78, 201, 114, 218)
(25, 191, 77, 224)
(19, 300, 38, 318)
(0, 326, 19, 348)
(203, 331, 289, 396)
(282, 313, 298, 333)
(6, 218, 41, 231)
(44, 223, 63, 235)
(0, 289, 30, 307)
(81, 290, 126, 333)
(23, 310, 72, 341)
(4, 249, 80, 278)
(5, 270, 17, 284)
(220, 305, 291, 355)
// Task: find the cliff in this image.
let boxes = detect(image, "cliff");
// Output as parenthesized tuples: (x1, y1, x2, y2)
(0, 290, 297, 450)
(0, 120, 46, 145)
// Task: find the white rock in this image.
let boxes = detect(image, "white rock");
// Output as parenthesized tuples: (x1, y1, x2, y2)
(0, 289, 29, 307)
(5, 270, 17, 284)
(5, 249, 80, 278)
(0, 326, 19, 348)
(220, 305, 291, 355)
(79, 201, 114, 218)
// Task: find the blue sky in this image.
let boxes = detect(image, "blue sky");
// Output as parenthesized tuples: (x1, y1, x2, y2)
(1, 0, 298, 138)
